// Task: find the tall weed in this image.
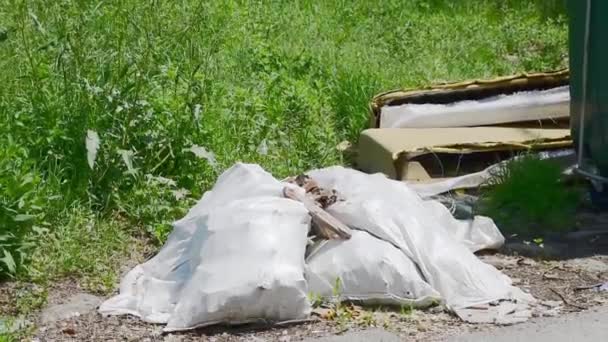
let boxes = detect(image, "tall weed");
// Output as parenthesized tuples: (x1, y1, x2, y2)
(478, 155, 582, 235)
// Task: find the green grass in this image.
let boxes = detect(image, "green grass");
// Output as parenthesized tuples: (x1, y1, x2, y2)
(477, 154, 582, 235)
(0, 333, 15, 342)
(0, 0, 567, 289)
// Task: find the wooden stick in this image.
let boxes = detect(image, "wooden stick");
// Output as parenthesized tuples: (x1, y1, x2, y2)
(283, 186, 352, 240)
(573, 282, 605, 291)
(550, 288, 587, 310)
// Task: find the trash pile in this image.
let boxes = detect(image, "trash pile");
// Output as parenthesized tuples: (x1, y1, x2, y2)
(362, 70, 572, 184)
(99, 163, 536, 331)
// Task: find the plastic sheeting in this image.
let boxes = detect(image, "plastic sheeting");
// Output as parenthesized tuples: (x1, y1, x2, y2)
(379, 86, 569, 128)
(408, 149, 576, 198)
(100, 163, 533, 330)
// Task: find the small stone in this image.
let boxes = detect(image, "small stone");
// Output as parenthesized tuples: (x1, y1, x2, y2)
(40, 293, 102, 325)
(61, 327, 77, 335)
(517, 258, 537, 266)
(417, 322, 429, 332)
(428, 306, 445, 314)
(248, 337, 268, 342)
(542, 308, 561, 317)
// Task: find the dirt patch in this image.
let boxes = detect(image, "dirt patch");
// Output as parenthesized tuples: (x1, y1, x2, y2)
(30, 253, 608, 342)
(0, 282, 19, 316)
(34, 303, 475, 342)
(482, 254, 608, 312)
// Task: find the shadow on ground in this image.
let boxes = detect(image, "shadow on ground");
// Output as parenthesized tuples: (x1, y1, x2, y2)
(497, 209, 608, 260)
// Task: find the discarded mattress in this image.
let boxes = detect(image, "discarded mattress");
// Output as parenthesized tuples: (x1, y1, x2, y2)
(379, 86, 569, 128)
(99, 163, 534, 330)
(369, 69, 570, 129)
(357, 127, 571, 182)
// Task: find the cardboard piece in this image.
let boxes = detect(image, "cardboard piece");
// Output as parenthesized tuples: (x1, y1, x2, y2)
(357, 128, 571, 181)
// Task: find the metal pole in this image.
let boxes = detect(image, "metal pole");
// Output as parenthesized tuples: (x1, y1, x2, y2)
(576, 0, 591, 169)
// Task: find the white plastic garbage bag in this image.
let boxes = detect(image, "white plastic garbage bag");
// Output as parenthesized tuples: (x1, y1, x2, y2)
(99, 164, 312, 331)
(306, 166, 534, 313)
(306, 230, 441, 307)
(166, 196, 311, 331)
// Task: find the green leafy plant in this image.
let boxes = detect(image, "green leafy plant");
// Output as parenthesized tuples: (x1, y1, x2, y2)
(400, 304, 414, 317)
(113, 175, 193, 245)
(359, 311, 377, 327)
(0, 335, 14, 342)
(0, 144, 44, 278)
(0, 315, 28, 342)
(307, 292, 325, 309)
(478, 154, 582, 235)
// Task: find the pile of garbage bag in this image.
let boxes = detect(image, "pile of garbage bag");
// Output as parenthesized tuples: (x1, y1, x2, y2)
(99, 163, 534, 331)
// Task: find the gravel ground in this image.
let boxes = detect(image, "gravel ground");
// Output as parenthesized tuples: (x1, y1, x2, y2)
(33, 301, 473, 342)
(22, 253, 607, 342)
(491, 255, 608, 312)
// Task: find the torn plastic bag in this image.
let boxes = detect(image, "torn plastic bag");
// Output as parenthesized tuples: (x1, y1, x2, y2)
(306, 230, 441, 307)
(422, 200, 504, 252)
(306, 166, 534, 316)
(99, 164, 311, 331)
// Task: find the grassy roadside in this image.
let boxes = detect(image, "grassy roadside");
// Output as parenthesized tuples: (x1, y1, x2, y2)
(0, 0, 568, 336)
